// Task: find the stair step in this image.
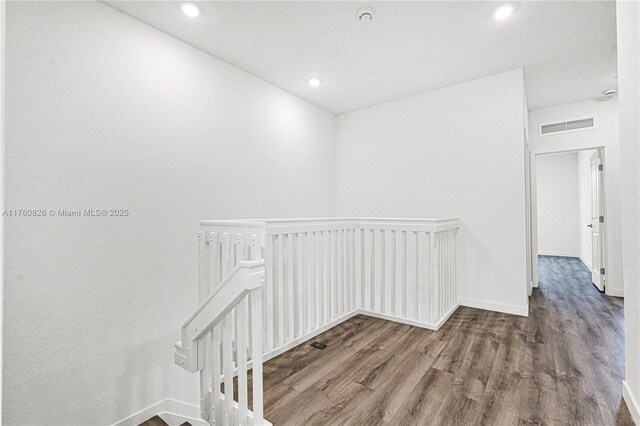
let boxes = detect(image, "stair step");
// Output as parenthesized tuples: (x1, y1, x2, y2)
(138, 416, 168, 426)
(138, 415, 192, 426)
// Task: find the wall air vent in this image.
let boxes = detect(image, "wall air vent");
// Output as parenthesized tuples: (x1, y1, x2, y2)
(540, 117, 595, 136)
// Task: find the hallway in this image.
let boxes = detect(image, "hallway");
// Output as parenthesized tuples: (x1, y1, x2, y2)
(531, 255, 629, 424)
(251, 256, 633, 425)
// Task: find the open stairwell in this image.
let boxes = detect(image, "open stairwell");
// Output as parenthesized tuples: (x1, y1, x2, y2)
(175, 217, 459, 426)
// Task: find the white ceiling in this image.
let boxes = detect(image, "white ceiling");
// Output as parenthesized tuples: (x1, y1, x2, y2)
(104, 1, 618, 114)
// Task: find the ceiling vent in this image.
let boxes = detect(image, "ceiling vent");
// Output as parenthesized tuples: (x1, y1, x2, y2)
(540, 117, 595, 136)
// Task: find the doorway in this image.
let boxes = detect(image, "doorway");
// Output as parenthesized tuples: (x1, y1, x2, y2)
(588, 151, 605, 290)
(533, 148, 606, 292)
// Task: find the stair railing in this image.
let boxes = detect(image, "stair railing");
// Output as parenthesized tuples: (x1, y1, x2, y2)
(175, 217, 459, 426)
(175, 259, 268, 425)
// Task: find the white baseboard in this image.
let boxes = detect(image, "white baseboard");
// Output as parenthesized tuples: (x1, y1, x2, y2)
(112, 398, 207, 426)
(262, 304, 460, 365)
(357, 304, 459, 331)
(262, 310, 360, 363)
(458, 297, 529, 317)
(259, 306, 457, 370)
(432, 304, 460, 328)
(579, 255, 592, 270)
(238, 307, 454, 380)
(606, 287, 624, 297)
(261, 306, 459, 368)
(538, 251, 580, 258)
(623, 380, 640, 425)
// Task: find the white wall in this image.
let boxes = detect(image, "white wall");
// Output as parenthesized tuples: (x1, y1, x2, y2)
(535, 149, 596, 265)
(535, 152, 579, 257)
(529, 99, 622, 296)
(3, 2, 337, 424)
(577, 149, 597, 268)
(617, 0, 640, 422)
(0, 1, 5, 421)
(336, 69, 528, 316)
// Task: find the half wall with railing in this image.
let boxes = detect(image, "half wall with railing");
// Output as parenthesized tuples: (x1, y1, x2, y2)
(176, 217, 459, 425)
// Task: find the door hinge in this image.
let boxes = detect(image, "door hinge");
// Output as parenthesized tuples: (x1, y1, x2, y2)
(600, 267, 606, 275)
(598, 164, 603, 171)
(599, 216, 604, 223)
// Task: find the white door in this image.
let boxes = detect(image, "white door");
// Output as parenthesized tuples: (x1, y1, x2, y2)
(524, 133, 533, 296)
(589, 152, 605, 291)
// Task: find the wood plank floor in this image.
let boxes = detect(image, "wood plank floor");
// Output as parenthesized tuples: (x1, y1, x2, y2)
(251, 255, 633, 425)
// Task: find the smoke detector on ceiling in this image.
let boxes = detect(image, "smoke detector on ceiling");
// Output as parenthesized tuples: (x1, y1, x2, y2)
(594, 88, 618, 102)
(357, 8, 374, 23)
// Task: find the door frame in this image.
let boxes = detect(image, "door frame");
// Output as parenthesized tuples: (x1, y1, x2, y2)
(528, 145, 609, 293)
(589, 151, 606, 291)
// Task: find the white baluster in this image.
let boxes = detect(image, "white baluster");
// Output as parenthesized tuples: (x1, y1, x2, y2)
(315, 231, 322, 328)
(279, 234, 287, 345)
(285, 234, 297, 342)
(306, 232, 315, 332)
(323, 231, 331, 324)
(276, 234, 285, 347)
(355, 228, 363, 309)
(211, 326, 222, 425)
(222, 315, 234, 425)
(374, 229, 383, 312)
(446, 231, 450, 312)
(265, 236, 274, 352)
(417, 231, 430, 323)
(237, 299, 249, 426)
(395, 230, 405, 318)
(384, 230, 394, 315)
(296, 233, 304, 338)
(344, 229, 350, 313)
(453, 230, 458, 306)
(251, 287, 264, 425)
(200, 331, 211, 422)
(363, 229, 372, 311)
(331, 230, 336, 319)
(336, 229, 343, 317)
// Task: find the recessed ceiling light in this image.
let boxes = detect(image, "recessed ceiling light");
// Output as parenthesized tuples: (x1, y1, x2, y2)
(494, 4, 513, 20)
(357, 8, 374, 23)
(180, 2, 200, 18)
(308, 77, 321, 88)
